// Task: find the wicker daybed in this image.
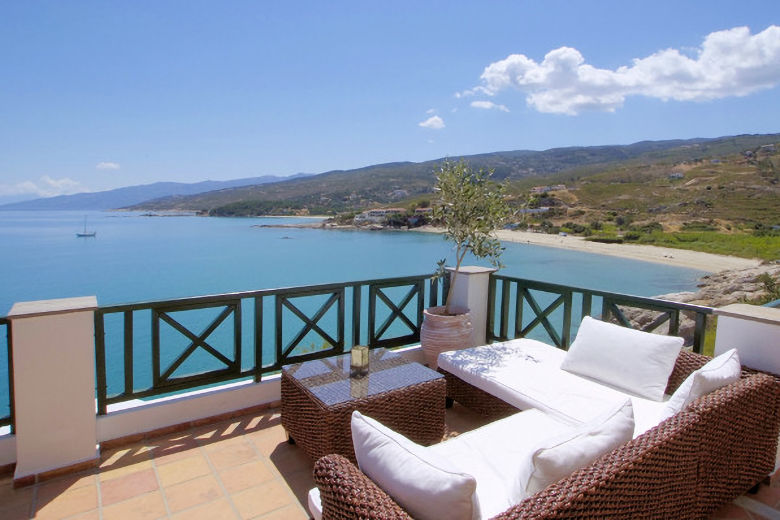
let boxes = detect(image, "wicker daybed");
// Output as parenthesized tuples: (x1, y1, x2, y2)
(312, 348, 780, 519)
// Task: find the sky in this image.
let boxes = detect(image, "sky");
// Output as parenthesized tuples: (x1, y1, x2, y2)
(1, 1, 779, 203)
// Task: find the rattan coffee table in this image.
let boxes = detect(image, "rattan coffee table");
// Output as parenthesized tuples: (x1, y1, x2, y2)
(281, 348, 446, 462)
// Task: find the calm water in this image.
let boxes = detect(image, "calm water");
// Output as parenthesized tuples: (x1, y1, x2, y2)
(0, 210, 706, 313)
(0, 210, 707, 415)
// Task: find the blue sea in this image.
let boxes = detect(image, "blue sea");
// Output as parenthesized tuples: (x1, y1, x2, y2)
(0, 210, 707, 415)
(0, 210, 706, 313)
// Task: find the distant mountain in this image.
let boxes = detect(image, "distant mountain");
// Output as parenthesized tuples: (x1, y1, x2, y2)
(126, 133, 780, 216)
(0, 174, 311, 210)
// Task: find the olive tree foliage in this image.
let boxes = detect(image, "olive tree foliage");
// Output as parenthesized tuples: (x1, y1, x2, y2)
(432, 159, 511, 315)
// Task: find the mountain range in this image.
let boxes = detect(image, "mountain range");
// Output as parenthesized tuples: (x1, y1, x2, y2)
(0, 174, 311, 210)
(2, 133, 778, 215)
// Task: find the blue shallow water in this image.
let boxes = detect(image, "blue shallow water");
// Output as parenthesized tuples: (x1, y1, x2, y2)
(0, 210, 707, 415)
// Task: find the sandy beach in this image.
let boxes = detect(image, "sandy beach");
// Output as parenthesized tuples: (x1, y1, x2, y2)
(415, 226, 762, 273)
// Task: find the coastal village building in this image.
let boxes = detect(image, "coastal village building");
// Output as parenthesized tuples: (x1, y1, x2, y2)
(530, 184, 567, 194)
(354, 207, 408, 223)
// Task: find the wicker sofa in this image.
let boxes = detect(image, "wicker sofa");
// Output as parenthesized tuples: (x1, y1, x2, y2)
(312, 348, 780, 519)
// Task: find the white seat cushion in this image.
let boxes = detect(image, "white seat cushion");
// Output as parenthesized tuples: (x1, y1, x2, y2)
(308, 487, 322, 520)
(428, 409, 574, 518)
(660, 348, 741, 421)
(438, 338, 668, 436)
(522, 399, 635, 495)
(561, 316, 683, 401)
(351, 411, 479, 520)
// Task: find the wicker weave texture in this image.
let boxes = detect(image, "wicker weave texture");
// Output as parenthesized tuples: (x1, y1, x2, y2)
(281, 372, 445, 463)
(314, 454, 413, 520)
(313, 348, 780, 519)
(688, 371, 779, 517)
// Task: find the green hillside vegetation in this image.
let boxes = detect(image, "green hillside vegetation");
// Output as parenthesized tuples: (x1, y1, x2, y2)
(515, 143, 779, 260)
(128, 134, 780, 260)
(128, 134, 779, 217)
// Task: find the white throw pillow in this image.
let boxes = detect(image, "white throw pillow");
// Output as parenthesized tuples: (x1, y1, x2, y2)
(523, 399, 635, 495)
(660, 348, 741, 421)
(350, 411, 479, 520)
(561, 316, 683, 401)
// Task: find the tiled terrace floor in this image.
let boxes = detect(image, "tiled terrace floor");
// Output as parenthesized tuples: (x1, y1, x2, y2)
(0, 404, 778, 520)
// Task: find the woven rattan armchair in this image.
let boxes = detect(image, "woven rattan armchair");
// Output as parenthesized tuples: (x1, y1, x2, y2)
(313, 350, 780, 519)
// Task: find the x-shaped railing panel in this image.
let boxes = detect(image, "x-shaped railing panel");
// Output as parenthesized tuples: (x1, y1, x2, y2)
(275, 288, 344, 362)
(518, 288, 570, 348)
(368, 280, 424, 348)
(602, 298, 680, 336)
(151, 299, 241, 390)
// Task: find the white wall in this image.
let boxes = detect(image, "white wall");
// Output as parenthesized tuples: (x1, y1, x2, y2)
(714, 304, 780, 375)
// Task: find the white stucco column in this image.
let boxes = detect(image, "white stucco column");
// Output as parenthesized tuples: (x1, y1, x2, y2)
(446, 266, 496, 346)
(8, 296, 99, 483)
(714, 303, 780, 376)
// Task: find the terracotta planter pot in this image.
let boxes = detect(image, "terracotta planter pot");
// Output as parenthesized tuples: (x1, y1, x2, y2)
(420, 306, 475, 369)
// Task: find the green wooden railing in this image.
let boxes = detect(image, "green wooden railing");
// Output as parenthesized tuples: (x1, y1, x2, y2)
(95, 274, 445, 415)
(0, 317, 12, 431)
(487, 274, 714, 353)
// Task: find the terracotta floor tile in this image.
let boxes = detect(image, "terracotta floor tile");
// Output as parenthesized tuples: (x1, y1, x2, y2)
(156, 454, 211, 487)
(257, 503, 309, 520)
(219, 460, 275, 493)
(280, 468, 315, 508)
(164, 474, 223, 513)
(266, 443, 312, 479)
(0, 478, 35, 508)
(100, 444, 152, 470)
(100, 467, 159, 506)
(101, 490, 167, 520)
(171, 497, 239, 520)
(0, 502, 33, 520)
(201, 431, 249, 452)
(67, 510, 101, 520)
(148, 435, 202, 466)
(248, 426, 288, 457)
(208, 443, 259, 471)
(98, 458, 153, 482)
(231, 480, 295, 519)
(34, 484, 98, 520)
(38, 472, 97, 493)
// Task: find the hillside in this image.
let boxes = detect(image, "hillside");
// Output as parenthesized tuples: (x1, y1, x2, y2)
(127, 134, 780, 218)
(0, 174, 311, 211)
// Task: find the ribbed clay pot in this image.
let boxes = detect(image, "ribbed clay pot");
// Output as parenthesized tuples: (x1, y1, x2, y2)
(420, 306, 474, 369)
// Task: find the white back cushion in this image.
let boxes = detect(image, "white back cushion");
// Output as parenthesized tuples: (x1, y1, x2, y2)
(351, 411, 479, 520)
(660, 348, 741, 421)
(523, 399, 635, 495)
(561, 316, 683, 401)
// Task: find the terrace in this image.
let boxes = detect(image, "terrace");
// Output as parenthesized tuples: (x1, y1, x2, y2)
(0, 269, 778, 519)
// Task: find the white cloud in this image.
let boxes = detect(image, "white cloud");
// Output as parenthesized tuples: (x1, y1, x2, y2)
(0, 176, 87, 198)
(419, 115, 445, 129)
(96, 161, 120, 170)
(426, 108, 436, 114)
(467, 25, 780, 115)
(470, 100, 510, 112)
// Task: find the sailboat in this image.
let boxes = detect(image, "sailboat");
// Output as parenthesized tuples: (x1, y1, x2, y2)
(76, 216, 96, 237)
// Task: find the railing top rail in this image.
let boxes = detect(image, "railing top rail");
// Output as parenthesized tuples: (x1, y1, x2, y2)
(491, 274, 715, 315)
(96, 273, 435, 313)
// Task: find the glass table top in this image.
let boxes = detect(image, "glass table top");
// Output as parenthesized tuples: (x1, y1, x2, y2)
(282, 348, 443, 406)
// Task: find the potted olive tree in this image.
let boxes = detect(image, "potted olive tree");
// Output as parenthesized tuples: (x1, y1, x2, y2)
(421, 159, 510, 368)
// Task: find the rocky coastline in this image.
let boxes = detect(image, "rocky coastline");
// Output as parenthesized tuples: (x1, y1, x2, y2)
(622, 263, 779, 345)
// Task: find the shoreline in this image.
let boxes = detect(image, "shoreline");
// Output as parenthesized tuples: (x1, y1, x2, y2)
(414, 226, 762, 273)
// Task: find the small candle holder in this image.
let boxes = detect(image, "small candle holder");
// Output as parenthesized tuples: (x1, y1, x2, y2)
(350, 345, 369, 378)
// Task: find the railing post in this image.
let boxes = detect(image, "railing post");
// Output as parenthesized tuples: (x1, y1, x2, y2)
(8, 296, 99, 485)
(446, 266, 497, 346)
